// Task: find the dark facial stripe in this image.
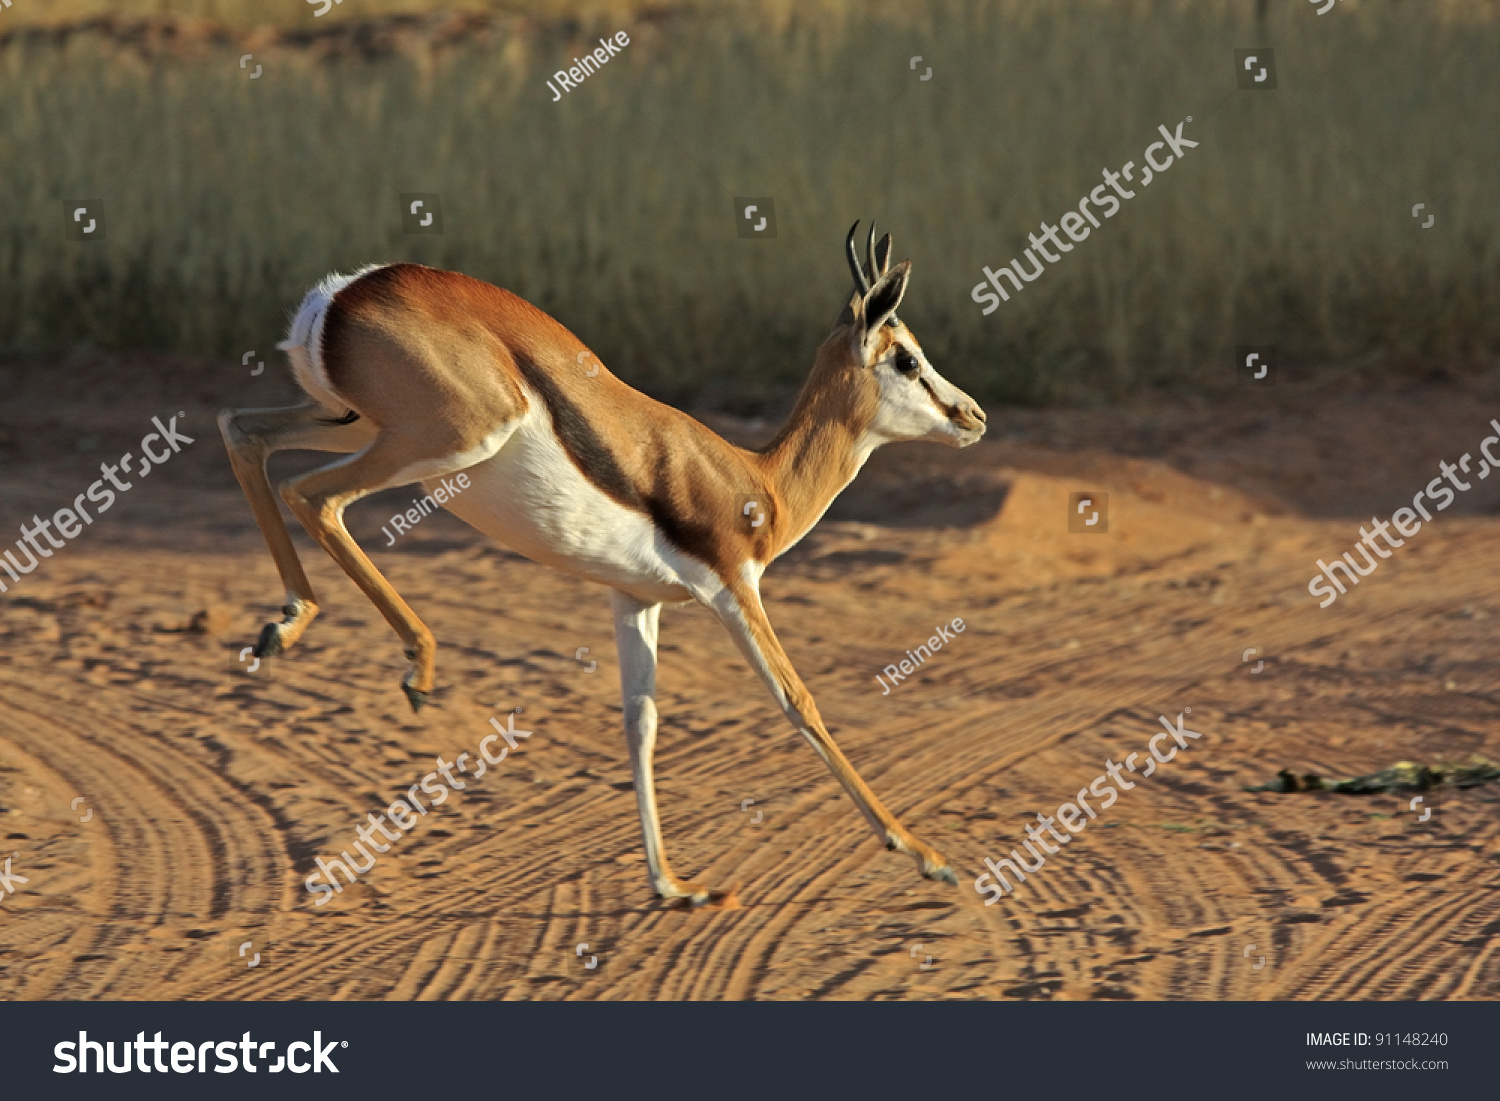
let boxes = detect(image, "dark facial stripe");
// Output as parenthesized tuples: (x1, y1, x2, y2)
(918, 375, 960, 420)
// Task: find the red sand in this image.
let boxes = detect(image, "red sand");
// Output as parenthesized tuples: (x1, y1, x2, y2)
(0, 353, 1496, 1000)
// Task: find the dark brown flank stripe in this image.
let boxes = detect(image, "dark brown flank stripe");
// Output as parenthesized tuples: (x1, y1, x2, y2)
(510, 348, 724, 566)
(319, 261, 761, 570)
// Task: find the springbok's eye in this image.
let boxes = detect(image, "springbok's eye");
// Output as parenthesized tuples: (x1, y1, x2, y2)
(895, 347, 921, 376)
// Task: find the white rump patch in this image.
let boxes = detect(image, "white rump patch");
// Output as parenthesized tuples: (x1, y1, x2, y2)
(276, 264, 390, 415)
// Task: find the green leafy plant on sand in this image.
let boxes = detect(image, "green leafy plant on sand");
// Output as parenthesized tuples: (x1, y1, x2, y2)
(1245, 755, 1500, 794)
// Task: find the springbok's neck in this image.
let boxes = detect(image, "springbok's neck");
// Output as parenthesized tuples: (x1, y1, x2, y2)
(755, 384, 880, 555)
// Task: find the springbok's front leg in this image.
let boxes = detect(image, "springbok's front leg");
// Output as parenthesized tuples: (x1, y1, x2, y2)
(610, 589, 722, 904)
(218, 403, 374, 659)
(709, 578, 958, 886)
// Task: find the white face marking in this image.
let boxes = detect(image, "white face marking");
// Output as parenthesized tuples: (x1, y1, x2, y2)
(866, 328, 983, 448)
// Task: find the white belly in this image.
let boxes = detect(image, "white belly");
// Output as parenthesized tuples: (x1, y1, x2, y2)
(424, 408, 707, 605)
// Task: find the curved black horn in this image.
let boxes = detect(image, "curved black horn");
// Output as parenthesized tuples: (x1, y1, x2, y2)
(874, 231, 893, 277)
(845, 221, 871, 296)
(866, 221, 880, 285)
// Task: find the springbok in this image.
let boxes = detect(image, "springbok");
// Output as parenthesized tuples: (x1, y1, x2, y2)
(219, 223, 986, 903)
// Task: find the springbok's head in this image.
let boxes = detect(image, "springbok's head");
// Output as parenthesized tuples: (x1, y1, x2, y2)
(827, 222, 987, 450)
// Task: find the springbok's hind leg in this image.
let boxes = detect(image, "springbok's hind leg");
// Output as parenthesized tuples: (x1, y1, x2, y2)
(218, 403, 374, 659)
(277, 433, 491, 712)
(708, 578, 958, 886)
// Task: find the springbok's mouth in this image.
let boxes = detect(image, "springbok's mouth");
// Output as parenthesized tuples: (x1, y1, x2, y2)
(935, 420, 985, 449)
(956, 411, 988, 444)
(953, 411, 986, 436)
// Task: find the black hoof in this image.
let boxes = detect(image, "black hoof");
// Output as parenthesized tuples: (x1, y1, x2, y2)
(926, 864, 959, 886)
(402, 683, 428, 713)
(665, 886, 738, 911)
(253, 623, 283, 659)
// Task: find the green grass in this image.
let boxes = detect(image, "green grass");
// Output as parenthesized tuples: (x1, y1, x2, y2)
(2, 0, 1497, 407)
(0, 0, 681, 28)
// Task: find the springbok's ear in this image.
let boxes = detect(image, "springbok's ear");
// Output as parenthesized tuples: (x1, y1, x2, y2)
(855, 261, 910, 352)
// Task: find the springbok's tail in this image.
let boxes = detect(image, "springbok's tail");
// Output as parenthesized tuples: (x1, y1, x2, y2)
(276, 264, 390, 417)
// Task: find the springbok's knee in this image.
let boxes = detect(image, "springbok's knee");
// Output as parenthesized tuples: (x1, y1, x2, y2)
(218, 409, 263, 460)
(277, 479, 335, 526)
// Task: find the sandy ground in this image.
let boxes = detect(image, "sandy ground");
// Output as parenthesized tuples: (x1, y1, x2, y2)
(0, 352, 1497, 1001)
